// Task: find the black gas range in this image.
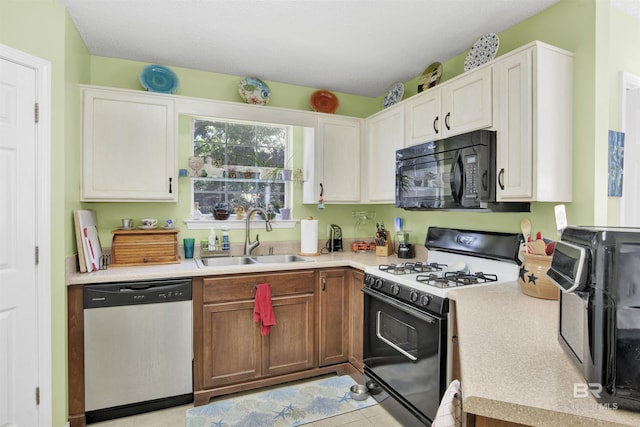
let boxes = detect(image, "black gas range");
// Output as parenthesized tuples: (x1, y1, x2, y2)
(362, 227, 521, 426)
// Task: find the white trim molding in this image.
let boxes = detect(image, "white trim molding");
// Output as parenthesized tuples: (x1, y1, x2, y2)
(0, 43, 52, 427)
(620, 71, 640, 130)
(184, 218, 298, 230)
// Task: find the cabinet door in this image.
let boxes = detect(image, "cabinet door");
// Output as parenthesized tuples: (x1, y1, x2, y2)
(493, 50, 534, 200)
(81, 87, 177, 201)
(405, 89, 441, 146)
(263, 294, 315, 377)
(315, 116, 362, 203)
(318, 269, 350, 366)
(349, 270, 364, 373)
(201, 300, 262, 388)
(365, 105, 404, 203)
(441, 67, 492, 137)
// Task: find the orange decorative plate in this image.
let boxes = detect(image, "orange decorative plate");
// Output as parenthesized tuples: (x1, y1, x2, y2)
(310, 90, 339, 114)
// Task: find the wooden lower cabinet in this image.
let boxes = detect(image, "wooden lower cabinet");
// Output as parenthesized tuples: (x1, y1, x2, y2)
(69, 267, 362, 423)
(318, 268, 350, 366)
(349, 270, 364, 372)
(202, 299, 262, 387)
(263, 294, 315, 376)
(194, 270, 352, 406)
(202, 293, 316, 388)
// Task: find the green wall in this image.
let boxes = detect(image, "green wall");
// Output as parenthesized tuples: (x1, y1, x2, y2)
(0, 0, 90, 425)
(373, 0, 599, 244)
(4, 0, 638, 425)
(83, 0, 600, 249)
(84, 56, 385, 245)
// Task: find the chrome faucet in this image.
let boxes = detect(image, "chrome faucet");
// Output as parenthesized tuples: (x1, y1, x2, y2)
(244, 208, 273, 255)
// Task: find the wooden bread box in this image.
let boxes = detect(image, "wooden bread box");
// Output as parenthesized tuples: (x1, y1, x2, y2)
(110, 228, 180, 267)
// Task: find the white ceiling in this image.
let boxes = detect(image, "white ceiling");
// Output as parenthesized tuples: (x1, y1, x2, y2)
(58, 0, 639, 97)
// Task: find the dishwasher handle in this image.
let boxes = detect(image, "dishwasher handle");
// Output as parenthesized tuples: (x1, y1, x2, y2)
(84, 279, 192, 308)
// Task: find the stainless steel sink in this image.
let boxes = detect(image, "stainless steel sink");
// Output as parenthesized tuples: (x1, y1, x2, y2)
(196, 256, 257, 267)
(253, 254, 310, 264)
(196, 254, 311, 268)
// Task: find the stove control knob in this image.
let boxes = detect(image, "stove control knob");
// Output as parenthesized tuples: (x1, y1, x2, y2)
(420, 295, 431, 306)
(390, 284, 401, 295)
(374, 279, 384, 289)
(409, 290, 419, 302)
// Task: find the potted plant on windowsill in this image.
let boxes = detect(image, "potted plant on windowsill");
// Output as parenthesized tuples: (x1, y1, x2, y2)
(261, 154, 295, 182)
(263, 164, 304, 184)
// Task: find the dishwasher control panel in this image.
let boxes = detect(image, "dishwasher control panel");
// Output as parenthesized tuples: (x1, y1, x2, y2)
(84, 278, 192, 308)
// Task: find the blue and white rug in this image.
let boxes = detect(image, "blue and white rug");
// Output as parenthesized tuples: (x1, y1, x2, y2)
(186, 375, 377, 427)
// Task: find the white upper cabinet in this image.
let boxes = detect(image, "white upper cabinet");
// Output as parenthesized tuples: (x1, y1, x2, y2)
(364, 104, 405, 203)
(81, 86, 177, 202)
(442, 66, 493, 137)
(492, 42, 573, 202)
(404, 89, 440, 145)
(304, 115, 362, 203)
(405, 66, 492, 147)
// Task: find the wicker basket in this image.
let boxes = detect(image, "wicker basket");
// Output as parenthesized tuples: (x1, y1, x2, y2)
(518, 251, 559, 300)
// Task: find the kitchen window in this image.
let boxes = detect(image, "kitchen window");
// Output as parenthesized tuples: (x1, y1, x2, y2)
(191, 118, 291, 221)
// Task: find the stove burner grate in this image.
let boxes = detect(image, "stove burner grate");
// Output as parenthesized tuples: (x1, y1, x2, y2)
(378, 262, 447, 275)
(416, 271, 499, 288)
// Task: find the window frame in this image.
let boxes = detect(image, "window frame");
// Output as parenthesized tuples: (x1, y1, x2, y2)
(185, 116, 296, 230)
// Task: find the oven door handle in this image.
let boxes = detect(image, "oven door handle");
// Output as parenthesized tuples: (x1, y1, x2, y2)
(362, 287, 440, 324)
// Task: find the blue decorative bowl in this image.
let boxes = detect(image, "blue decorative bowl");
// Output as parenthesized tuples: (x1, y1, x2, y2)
(139, 64, 179, 94)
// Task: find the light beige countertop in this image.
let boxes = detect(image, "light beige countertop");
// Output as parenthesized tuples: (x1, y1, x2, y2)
(450, 283, 640, 426)
(66, 250, 406, 285)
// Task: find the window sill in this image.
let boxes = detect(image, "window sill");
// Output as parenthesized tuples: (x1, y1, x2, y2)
(184, 218, 298, 230)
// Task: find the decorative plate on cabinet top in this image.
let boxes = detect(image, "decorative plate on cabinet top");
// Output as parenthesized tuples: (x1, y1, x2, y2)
(310, 90, 339, 113)
(464, 33, 499, 71)
(418, 62, 443, 93)
(238, 77, 271, 105)
(139, 64, 179, 94)
(382, 82, 404, 109)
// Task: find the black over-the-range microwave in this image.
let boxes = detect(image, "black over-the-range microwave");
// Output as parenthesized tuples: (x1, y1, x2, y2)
(395, 130, 530, 212)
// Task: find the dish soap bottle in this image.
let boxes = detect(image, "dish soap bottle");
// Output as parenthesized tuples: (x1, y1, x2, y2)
(208, 227, 217, 251)
(222, 226, 230, 251)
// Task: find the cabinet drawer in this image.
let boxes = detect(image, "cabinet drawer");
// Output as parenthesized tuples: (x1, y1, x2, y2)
(203, 271, 315, 303)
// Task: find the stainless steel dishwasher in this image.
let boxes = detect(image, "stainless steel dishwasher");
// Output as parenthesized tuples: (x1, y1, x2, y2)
(83, 278, 193, 423)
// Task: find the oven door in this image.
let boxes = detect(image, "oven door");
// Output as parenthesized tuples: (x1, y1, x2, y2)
(363, 287, 446, 425)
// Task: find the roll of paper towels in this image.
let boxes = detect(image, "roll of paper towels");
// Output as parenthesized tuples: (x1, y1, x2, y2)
(300, 219, 319, 255)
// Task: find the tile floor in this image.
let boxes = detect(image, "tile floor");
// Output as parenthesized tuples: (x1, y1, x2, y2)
(91, 402, 403, 426)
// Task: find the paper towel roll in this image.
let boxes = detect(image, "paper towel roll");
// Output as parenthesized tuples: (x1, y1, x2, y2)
(300, 219, 319, 255)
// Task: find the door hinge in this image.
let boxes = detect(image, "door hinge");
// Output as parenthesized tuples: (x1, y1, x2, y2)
(34, 102, 39, 123)
(35, 387, 40, 405)
(35, 246, 39, 265)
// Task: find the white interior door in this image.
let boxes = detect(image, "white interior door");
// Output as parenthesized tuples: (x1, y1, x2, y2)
(0, 56, 39, 426)
(621, 87, 640, 226)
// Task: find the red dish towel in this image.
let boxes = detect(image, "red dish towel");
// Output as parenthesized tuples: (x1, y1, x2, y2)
(253, 283, 276, 336)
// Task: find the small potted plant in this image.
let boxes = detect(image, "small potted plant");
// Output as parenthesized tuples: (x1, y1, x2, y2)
(263, 156, 302, 182)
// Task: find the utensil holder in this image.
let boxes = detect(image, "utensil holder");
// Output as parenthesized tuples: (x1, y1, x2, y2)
(518, 251, 559, 300)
